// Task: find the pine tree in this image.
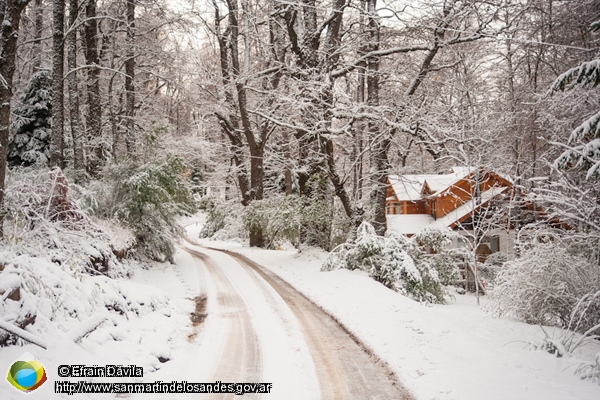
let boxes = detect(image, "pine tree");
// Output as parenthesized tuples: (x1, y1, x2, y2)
(8, 71, 53, 167)
(552, 21, 600, 180)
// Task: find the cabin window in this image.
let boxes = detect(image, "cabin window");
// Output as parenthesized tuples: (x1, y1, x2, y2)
(395, 203, 401, 214)
(480, 236, 500, 253)
(490, 236, 499, 252)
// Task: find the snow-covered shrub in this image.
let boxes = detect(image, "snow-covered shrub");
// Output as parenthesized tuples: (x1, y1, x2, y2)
(411, 228, 460, 287)
(199, 197, 245, 241)
(413, 228, 453, 253)
(491, 232, 600, 335)
(299, 173, 335, 250)
(575, 352, 600, 384)
(0, 251, 171, 351)
(3, 167, 130, 277)
(92, 154, 196, 263)
(322, 222, 448, 303)
(479, 252, 506, 286)
(242, 195, 301, 248)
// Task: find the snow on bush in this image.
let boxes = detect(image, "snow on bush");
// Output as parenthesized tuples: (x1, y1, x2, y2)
(200, 194, 345, 250)
(3, 167, 132, 277)
(0, 166, 189, 371)
(199, 197, 246, 241)
(0, 251, 170, 350)
(322, 222, 457, 303)
(89, 155, 196, 263)
(242, 195, 302, 248)
(491, 233, 600, 333)
(491, 229, 600, 383)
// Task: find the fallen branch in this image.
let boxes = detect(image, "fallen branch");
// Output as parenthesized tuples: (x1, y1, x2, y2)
(0, 319, 47, 349)
(67, 314, 109, 343)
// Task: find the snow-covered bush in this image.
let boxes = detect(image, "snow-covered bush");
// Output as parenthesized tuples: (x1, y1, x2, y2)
(575, 352, 600, 384)
(411, 228, 460, 287)
(3, 167, 130, 277)
(91, 154, 196, 263)
(322, 222, 451, 303)
(491, 231, 600, 335)
(0, 251, 172, 356)
(478, 252, 506, 286)
(242, 195, 301, 248)
(199, 197, 245, 241)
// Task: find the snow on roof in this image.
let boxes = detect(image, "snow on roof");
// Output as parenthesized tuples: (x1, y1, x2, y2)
(388, 175, 429, 201)
(387, 214, 441, 235)
(387, 186, 509, 235)
(388, 167, 473, 201)
(436, 186, 508, 229)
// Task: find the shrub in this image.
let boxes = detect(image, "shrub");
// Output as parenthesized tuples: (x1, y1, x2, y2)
(491, 231, 600, 335)
(322, 222, 451, 303)
(199, 197, 245, 241)
(3, 167, 131, 277)
(94, 154, 196, 262)
(242, 195, 301, 248)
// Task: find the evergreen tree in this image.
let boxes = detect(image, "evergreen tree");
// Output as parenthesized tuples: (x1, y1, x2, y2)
(8, 71, 53, 167)
(552, 21, 600, 180)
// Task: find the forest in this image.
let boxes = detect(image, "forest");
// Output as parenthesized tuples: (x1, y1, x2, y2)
(0, 0, 599, 385)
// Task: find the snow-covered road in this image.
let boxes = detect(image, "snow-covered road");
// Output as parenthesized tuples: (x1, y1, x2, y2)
(172, 234, 411, 399)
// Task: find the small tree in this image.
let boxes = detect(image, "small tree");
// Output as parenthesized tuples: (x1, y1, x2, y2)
(8, 71, 53, 167)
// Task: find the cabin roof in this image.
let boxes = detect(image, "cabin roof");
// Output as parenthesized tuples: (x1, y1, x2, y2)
(387, 184, 509, 235)
(388, 167, 474, 201)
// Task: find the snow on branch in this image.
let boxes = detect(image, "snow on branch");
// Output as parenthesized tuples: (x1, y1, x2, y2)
(0, 319, 47, 349)
(67, 314, 109, 343)
(551, 59, 600, 93)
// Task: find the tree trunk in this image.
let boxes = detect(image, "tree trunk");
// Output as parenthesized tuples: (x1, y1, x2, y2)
(124, 0, 135, 154)
(0, 0, 31, 236)
(67, 0, 84, 170)
(50, 0, 65, 168)
(248, 144, 265, 247)
(364, 0, 388, 236)
(33, 0, 43, 70)
(83, 0, 102, 174)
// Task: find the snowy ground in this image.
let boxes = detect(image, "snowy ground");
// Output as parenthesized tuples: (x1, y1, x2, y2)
(0, 249, 194, 399)
(1, 214, 599, 399)
(184, 220, 600, 400)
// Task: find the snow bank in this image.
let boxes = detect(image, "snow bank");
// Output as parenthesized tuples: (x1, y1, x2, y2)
(0, 248, 194, 400)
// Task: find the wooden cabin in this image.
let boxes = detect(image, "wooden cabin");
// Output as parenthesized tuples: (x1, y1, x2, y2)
(386, 167, 516, 256)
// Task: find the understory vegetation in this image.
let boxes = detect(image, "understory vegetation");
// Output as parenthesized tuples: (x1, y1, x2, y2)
(200, 195, 349, 250)
(492, 231, 600, 337)
(322, 223, 460, 304)
(5, 154, 195, 266)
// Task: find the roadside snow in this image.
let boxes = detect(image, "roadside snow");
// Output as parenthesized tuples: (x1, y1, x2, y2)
(3, 210, 597, 400)
(0, 249, 194, 400)
(195, 236, 600, 400)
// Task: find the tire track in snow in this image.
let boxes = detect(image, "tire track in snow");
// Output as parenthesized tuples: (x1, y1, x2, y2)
(217, 248, 412, 400)
(182, 247, 262, 399)
(182, 232, 412, 400)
